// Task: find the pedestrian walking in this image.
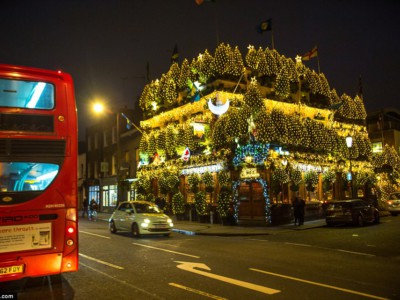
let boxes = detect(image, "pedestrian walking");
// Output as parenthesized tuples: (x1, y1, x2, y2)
(292, 197, 300, 225)
(82, 197, 88, 218)
(298, 197, 306, 225)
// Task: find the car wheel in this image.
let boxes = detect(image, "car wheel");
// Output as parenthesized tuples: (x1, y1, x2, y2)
(109, 220, 117, 233)
(374, 212, 380, 224)
(356, 215, 364, 226)
(326, 221, 334, 227)
(132, 223, 141, 238)
(163, 233, 171, 237)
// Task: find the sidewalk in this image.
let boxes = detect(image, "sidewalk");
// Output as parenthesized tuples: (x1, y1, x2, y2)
(91, 211, 327, 236)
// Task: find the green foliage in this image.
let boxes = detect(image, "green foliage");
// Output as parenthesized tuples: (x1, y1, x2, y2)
(195, 191, 208, 216)
(172, 192, 185, 215)
(188, 173, 200, 193)
(217, 188, 231, 218)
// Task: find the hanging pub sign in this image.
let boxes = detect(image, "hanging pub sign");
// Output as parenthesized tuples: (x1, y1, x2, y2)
(181, 147, 191, 161)
(240, 167, 259, 179)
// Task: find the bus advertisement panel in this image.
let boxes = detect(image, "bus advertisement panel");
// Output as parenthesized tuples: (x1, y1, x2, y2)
(0, 64, 78, 282)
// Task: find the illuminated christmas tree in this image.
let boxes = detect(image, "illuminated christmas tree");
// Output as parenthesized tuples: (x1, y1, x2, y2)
(244, 78, 265, 113)
(271, 109, 289, 144)
(275, 64, 290, 99)
(165, 124, 176, 157)
(227, 46, 244, 77)
(148, 133, 157, 155)
(265, 48, 278, 76)
(198, 50, 215, 83)
(139, 134, 149, 154)
(157, 130, 166, 151)
(213, 43, 230, 76)
(159, 73, 177, 107)
(168, 63, 181, 86)
(353, 95, 367, 119)
(245, 45, 258, 70)
(185, 125, 195, 150)
(178, 59, 191, 90)
(255, 110, 277, 143)
(319, 73, 331, 97)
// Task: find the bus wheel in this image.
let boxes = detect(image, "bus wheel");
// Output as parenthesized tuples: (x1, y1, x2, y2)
(109, 221, 117, 233)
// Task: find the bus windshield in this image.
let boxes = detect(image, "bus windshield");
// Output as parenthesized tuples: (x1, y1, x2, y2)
(0, 78, 54, 109)
(0, 162, 59, 192)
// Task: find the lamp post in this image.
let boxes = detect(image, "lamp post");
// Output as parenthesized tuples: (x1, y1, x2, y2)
(345, 135, 355, 198)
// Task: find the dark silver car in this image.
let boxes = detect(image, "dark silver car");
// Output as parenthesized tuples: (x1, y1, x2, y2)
(383, 192, 400, 216)
(325, 199, 380, 226)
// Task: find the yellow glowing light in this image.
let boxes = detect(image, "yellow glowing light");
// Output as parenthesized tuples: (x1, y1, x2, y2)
(93, 102, 104, 114)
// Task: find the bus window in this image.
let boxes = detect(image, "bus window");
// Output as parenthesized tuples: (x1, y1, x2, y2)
(0, 78, 54, 109)
(0, 162, 59, 192)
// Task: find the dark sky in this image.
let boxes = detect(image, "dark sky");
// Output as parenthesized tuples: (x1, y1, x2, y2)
(1, 0, 399, 141)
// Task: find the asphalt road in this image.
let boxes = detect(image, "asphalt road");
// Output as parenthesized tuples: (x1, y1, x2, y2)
(3, 216, 400, 300)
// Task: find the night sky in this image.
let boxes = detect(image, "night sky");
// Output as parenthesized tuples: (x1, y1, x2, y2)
(1, 0, 399, 141)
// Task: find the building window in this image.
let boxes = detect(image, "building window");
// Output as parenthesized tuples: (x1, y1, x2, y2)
(112, 126, 117, 144)
(94, 133, 99, 149)
(88, 136, 92, 151)
(103, 130, 108, 147)
(112, 154, 116, 175)
(372, 142, 383, 153)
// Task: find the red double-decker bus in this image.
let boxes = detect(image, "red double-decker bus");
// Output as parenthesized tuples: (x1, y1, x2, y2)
(0, 64, 78, 282)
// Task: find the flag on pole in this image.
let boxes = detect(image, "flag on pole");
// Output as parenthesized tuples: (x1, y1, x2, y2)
(257, 19, 272, 33)
(171, 44, 179, 63)
(302, 46, 318, 61)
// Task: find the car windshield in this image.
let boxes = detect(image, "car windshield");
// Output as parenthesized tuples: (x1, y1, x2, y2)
(389, 193, 400, 200)
(328, 202, 351, 209)
(134, 203, 161, 214)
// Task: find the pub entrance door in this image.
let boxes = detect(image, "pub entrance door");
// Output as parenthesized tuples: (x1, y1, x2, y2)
(237, 181, 265, 221)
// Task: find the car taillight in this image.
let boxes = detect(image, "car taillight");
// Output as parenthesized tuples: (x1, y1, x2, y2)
(387, 201, 393, 205)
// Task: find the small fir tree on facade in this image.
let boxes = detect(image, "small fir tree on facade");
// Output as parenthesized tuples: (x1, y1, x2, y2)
(227, 46, 244, 77)
(213, 43, 230, 77)
(275, 65, 291, 99)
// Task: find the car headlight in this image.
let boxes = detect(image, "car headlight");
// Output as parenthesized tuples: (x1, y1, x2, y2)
(167, 218, 173, 227)
(141, 218, 151, 228)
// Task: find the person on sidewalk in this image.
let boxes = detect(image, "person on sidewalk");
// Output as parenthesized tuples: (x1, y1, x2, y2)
(82, 197, 88, 218)
(292, 197, 300, 225)
(298, 197, 306, 225)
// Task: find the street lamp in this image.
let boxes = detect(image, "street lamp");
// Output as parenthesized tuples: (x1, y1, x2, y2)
(345, 135, 355, 198)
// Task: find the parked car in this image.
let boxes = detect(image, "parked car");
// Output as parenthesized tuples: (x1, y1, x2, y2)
(383, 192, 400, 216)
(325, 199, 380, 226)
(109, 201, 174, 237)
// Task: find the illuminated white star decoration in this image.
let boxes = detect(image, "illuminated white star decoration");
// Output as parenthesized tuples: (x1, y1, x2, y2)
(295, 55, 302, 63)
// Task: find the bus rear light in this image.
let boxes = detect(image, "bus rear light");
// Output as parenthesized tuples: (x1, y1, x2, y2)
(66, 239, 74, 246)
(67, 226, 75, 234)
(66, 208, 77, 221)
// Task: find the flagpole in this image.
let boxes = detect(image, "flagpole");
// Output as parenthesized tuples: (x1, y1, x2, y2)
(271, 30, 275, 49)
(317, 54, 321, 74)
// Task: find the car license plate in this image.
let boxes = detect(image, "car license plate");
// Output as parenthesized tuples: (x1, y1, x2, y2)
(0, 265, 24, 275)
(154, 224, 167, 228)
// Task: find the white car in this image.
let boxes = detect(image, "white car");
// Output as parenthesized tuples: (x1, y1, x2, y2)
(109, 201, 173, 237)
(384, 192, 400, 216)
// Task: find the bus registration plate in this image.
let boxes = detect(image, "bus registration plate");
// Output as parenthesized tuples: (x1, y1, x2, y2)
(0, 265, 24, 275)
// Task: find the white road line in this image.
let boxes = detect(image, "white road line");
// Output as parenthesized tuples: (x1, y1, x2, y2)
(132, 243, 200, 258)
(169, 283, 228, 300)
(80, 262, 164, 300)
(285, 242, 312, 247)
(250, 268, 389, 300)
(79, 253, 124, 269)
(336, 249, 376, 257)
(80, 230, 111, 239)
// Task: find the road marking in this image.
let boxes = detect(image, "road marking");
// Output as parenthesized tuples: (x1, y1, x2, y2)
(79, 253, 124, 269)
(250, 268, 389, 300)
(132, 243, 200, 258)
(169, 283, 227, 300)
(285, 242, 312, 247)
(336, 249, 375, 257)
(175, 261, 280, 295)
(80, 262, 164, 300)
(80, 230, 111, 239)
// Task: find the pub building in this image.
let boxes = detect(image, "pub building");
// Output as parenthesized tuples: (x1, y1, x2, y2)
(134, 44, 374, 225)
